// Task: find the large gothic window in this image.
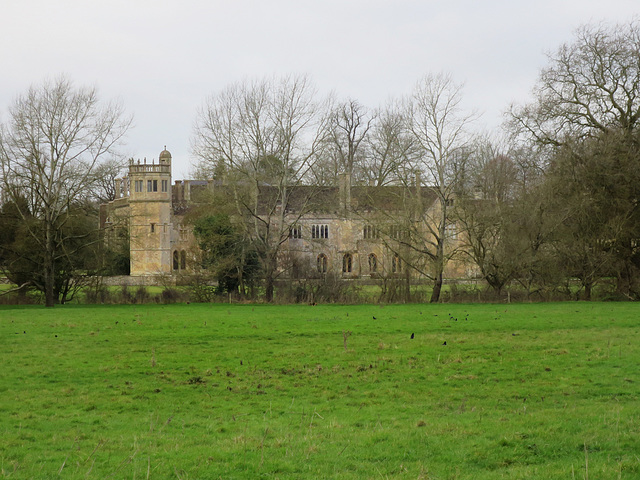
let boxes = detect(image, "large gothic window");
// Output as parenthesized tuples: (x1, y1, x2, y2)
(368, 253, 377, 273)
(342, 253, 353, 273)
(173, 250, 179, 270)
(317, 253, 328, 273)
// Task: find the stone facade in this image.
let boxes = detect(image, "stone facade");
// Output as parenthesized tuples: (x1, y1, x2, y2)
(100, 149, 193, 278)
(100, 149, 471, 282)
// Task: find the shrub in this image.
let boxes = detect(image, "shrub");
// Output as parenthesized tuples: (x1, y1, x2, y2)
(159, 287, 188, 304)
(134, 286, 150, 304)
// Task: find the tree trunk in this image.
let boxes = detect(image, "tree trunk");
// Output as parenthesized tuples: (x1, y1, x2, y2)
(430, 270, 443, 303)
(430, 221, 446, 303)
(44, 222, 56, 307)
(264, 255, 276, 303)
(265, 274, 274, 303)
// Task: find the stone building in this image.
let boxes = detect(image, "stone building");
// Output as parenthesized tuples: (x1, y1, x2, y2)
(100, 148, 470, 283)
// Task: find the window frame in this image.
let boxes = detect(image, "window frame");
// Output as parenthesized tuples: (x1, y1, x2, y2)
(342, 253, 353, 273)
(312, 224, 329, 239)
(368, 253, 378, 273)
(317, 253, 328, 273)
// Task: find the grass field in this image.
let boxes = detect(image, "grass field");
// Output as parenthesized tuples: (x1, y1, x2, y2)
(1, 302, 639, 479)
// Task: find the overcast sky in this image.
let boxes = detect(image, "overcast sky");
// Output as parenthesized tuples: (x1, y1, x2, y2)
(2, 0, 638, 178)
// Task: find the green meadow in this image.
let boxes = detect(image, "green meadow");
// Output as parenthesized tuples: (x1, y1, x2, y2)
(1, 303, 639, 479)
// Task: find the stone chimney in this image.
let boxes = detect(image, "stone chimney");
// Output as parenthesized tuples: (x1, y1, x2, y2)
(184, 180, 191, 202)
(174, 180, 183, 201)
(338, 172, 352, 215)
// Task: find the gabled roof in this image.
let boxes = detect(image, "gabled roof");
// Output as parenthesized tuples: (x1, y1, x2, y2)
(172, 180, 439, 218)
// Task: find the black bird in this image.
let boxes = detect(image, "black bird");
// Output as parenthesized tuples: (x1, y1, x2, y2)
(411, 333, 415, 339)
(442, 341, 447, 346)
(373, 316, 377, 320)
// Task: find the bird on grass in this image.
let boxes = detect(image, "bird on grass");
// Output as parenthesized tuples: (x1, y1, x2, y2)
(411, 333, 415, 339)
(373, 316, 377, 320)
(442, 341, 447, 346)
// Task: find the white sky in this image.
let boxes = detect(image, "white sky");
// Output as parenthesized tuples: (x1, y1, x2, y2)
(2, 0, 638, 179)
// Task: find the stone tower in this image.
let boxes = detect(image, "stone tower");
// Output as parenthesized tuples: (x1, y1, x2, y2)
(128, 148, 173, 276)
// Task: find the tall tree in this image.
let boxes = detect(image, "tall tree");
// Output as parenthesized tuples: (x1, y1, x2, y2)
(0, 77, 131, 306)
(192, 75, 328, 302)
(454, 139, 522, 294)
(402, 73, 477, 302)
(510, 20, 640, 298)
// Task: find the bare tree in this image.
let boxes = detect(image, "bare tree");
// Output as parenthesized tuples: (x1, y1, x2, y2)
(325, 99, 374, 183)
(510, 21, 640, 144)
(510, 20, 640, 297)
(454, 138, 518, 293)
(364, 99, 416, 186)
(403, 73, 477, 302)
(91, 156, 129, 204)
(0, 77, 131, 306)
(192, 75, 328, 302)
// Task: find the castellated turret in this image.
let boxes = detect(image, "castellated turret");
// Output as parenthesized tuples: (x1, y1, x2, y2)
(128, 148, 173, 275)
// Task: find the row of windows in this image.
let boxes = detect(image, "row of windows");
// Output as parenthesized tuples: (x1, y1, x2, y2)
(134, 179, 169, 193)
(291, 224, 329, 239)
(363, 225, 379, 239)
(311, 224, 329, 239)
(317, 253, 403, 274)
(291, 224, 455, 241)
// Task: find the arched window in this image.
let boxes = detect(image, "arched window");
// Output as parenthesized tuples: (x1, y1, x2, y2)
(368, 253, 377, 273)
(392, 254, 402, 273)
(173, 250, 179, 270)
(317, 254, 328, 273)
(180, 250, 187, 270)
(342, 253, 353, 273)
